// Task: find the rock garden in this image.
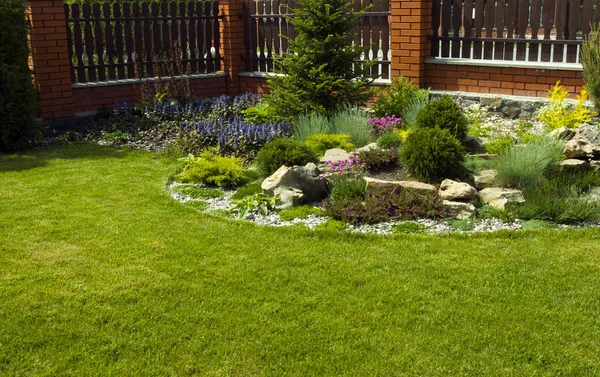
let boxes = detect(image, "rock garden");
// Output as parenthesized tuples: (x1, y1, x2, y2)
(79, 77, 600, 235)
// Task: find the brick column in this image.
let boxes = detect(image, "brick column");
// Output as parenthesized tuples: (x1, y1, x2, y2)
(220, 0, 246, 96)
(390, 0, 432, 88)
(28, 0, 74, 119)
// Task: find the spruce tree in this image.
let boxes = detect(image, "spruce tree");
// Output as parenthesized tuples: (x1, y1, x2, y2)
(264, 0, 374, 119)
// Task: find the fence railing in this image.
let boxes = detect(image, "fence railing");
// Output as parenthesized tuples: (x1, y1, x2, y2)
(431, 0, 600, 64)
(65, 1, 221, 84)
(241, 0, 391, 80)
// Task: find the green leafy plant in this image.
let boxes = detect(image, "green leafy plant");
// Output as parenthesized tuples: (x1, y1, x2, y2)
(254, 138, 318, 177)
(176, 150, 252, 188)
(373, 77, 429, 118)
(291, 113, 332, 141)
(264, 0, 374, 118)
(376, 133, 401, 149)
(462, 156, 491, 172)
(329, 177, 367, 202)
(414, 95, 469, 143)
(242, 102, 282, 124)
(536, 81, 596, 130)
(400, 127, 465, 182)
(330, 106, 373, 147)
(230, 193, 278, 219)
(279, 205, 324, 221)
(390, 222, 428, 235)
(305, 133, 354, 157)
(581, 24, 600, 110)
(485, 136, 515, 155)
(230, 183, 263, 200)
(0, 0, 40, 152)
(492, 135, 565, 189)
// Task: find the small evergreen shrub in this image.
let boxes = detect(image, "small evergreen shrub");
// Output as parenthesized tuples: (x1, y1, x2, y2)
(176, 150, 252, 187)
(279, 205, 324, 221)
(492, 135, 564, 189)
(536, 82, 596, 130)
(414, 95, 468, 142)
(357, 147, 399, 172)
(324, 187, 452, 224)
(330, 106, 373, 147)
(373, 77, 429, 118)
(305, 133, 354, 157)
(390, 222, 428, 235)
(376, 133, 401, 149)
(254, 138, 318, 177)
(581, 24, 600, 110)
(400, 127, 464, 181)
(230, 183, 263, 200)
(0, 0, 40, 152)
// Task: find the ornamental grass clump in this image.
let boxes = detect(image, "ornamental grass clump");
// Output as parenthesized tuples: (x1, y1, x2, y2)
(492, 135, 565, 189)
(291, 113, 332, 141)
(330, 106, 373, 147)
(582, 23, 600, 110)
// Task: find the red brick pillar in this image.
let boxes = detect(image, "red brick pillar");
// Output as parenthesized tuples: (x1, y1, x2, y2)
(220, 0, 246, 96)
(390, 0, 432, 88)
(28, 0, 74, 119)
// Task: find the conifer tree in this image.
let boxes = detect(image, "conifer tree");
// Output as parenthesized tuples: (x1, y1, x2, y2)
(264, 0, 374, 119)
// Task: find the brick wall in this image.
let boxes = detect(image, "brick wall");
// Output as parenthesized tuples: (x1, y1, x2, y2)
(425, 64, 585, 97)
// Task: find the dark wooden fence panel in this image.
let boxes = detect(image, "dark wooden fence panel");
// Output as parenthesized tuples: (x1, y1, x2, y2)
(66, 0, 221, 84)
(431, 0, 599, 64)
(242, 0, 391, 79)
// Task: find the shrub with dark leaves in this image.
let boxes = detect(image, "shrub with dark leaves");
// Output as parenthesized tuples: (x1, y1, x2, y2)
(324, 187, 452, 224)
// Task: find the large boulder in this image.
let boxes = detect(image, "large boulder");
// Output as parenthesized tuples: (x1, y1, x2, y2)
(442, 200, 476, 220)
(564, 137, 595, 159)
(479, 187, 525, 210)
(262, 163, 327, 206)
(472, 169, 497, 190)
(319, 148, 351, 165)
(355, 143, 378, 153)
(274, 187, 304, 209)
(438, 179, 477, 201)
(363, 177, 437, 200)
(577, 123, 600, 146)
(549, 127, 576, 140)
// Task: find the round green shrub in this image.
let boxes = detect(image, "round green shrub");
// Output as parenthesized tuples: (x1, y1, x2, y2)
(414, 95, 468, 143)
(305, 133, 354, 157)
(400, 127, 464, 181)
(254, 138, 318, 176)
(376, 133, 401, 149)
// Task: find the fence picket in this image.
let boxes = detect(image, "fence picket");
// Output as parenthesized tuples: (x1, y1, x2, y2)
(113, 3, 126, 80)
(461, 0, 473, 58)
(483, 0, 495, 59)
(103, 3, 116, 80)
(82, 3, 97, 82)
(441, 0, 452, 57)
(504, 0, 517, 60)
(71, 4, 87, 82)
(528, 0, 542, 62)
(473, 0, 484, 59)
(493, 0, 506, 60)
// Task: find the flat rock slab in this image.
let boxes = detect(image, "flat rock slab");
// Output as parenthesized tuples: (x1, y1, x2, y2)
(443, 200, 476, 220)
(472, 169, 497, 190)
(364, 177, 437, 199)
(560, 159, 589, 173)
(479, 187, 525, 211)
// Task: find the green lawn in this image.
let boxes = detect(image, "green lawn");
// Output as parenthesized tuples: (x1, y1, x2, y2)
(1, 143, 600, 376)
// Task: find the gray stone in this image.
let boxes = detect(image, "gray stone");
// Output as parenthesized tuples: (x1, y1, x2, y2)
(262, 163, 327, 205)
(274, 187, 304, 209)
(564, 137, 595, 159)
(442, 200, 476, 220)
(588, 187, 600, 201)
(549, 127, 577, 140)
(480, 97, 503, 110)
(479, 187, 526, 210)
(502, 106, 521, 119)
(363, 177, 438, 199)
(577, 123, 600, 146)
(319, 148, 351, 165)
(559, 159, 589, 173)
(590, 161, 600, 171)
(355, 143, 378, 153)
(464, 136, 486, 153)
(472, 169, 497, 190)
(438, 179, 477, 201)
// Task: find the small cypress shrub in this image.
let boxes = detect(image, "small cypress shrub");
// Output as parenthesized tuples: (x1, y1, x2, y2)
(0, 0, 40, 152)
(414, 95, 468, 143)
(254, 138, 318, 176)
(305, 133, 354, 157)
(400, 127, 464, 181)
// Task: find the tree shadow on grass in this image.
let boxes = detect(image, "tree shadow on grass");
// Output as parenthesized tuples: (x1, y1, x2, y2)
(0, 142, 131, 173)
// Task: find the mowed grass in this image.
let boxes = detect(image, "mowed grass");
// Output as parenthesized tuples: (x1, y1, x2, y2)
(1, 143, 600, 376)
